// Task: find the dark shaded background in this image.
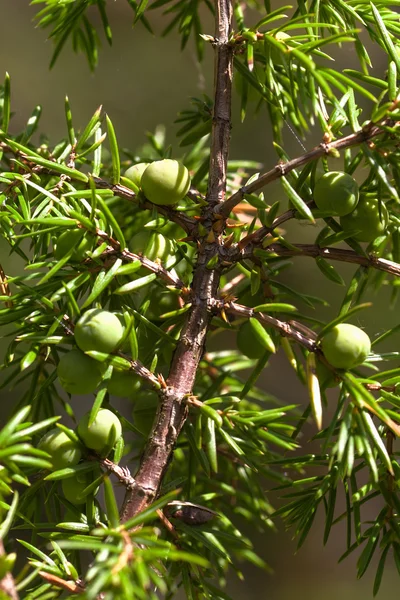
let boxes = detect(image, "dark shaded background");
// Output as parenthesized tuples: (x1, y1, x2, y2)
(0, 2, 399, 598)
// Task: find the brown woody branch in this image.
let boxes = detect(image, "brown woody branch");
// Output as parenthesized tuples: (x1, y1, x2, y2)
(92, 177, 197, 236)
(120, 0, 233, 523)
(221, 300, 318, 352)
(218, 120, 394, 217)
(97, 457, 136, 489)
(92, 227, 187, 290)
(238, 204, 308, 248)
(243, 243, 400, 278)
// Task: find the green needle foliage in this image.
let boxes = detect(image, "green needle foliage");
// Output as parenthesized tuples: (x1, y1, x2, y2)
(1, 0, 400, 598)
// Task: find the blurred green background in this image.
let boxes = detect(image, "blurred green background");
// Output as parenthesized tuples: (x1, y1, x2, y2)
(1, 1, 399, 598)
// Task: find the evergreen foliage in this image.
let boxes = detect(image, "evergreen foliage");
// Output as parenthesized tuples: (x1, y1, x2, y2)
(1, 0, 400, 597)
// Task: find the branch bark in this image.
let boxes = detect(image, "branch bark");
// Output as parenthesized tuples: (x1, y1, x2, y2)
(120, 0, 233, 522)
(243, 243, 400, 278)
(221, 300, 317, 352)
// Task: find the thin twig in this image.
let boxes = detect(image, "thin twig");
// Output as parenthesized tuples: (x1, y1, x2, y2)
(217, 120, 395, 217)
(38, 572, 84, 595)
(92, 177, 197, 235)
(242, 243, 400, 278)
(92, 227, 187, 290)
(221, 300, 317, 351)
(97, 457, 136, 489)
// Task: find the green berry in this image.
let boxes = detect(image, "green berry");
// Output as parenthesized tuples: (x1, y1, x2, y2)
(57, 349, 105, 395)
(320, 323, 371, 369)
(340, 195, 389, 242)
(129, 230, 174, 263)
(77, 408, 122, 452)
(38, 428, 82, 471)
(237, 319, 270, 359)
(141, 159, 191, 206)
(146, 287, 180, 320)
(54, 229, 93, 262)
(107, 369, 140, 397)
(314, 171, 359, 217)
(124, 163, 149, 188)
(75, 309, 125, 354)
(61, 471, 96, 505)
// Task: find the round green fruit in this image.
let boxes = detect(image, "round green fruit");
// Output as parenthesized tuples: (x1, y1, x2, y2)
(320, 323, 371, 370)
(124, 163, 149, 188)
(54, 229, 93, 262)
(129, 230, 174, 263)
(340, 195, 389, 242)
(146, 287, 180, 320)
(107, 369, 140, 398)
(57, 349, 105, 395)
(38, 428, 82, 471)
(314, 171, 359, 217)
(75, 309, 125, 354)
(237, 319, 268, 359)
(132, 391, 159, 436)
(141, 159, 191, 206)
(62, 471, 95, 505)
(77, 408, 122, 452)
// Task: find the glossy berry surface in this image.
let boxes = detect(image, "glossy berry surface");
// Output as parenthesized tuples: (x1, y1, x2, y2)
(141, 159, 191, 206)
(146, 287, 180, 321)
(129, 230, 173, 263)
(107, 369, 140, 398)
(62, 472, 95, 505)
(314, 171, 359, 217)
(38, 428, 82, 471)
(340, 195, 389, 242)
(75, 308, 125, 354)
(57, 349, 104, 395)
(124, 163, 149, 188)
(320, 323, 371, 369)
(77, 408, 122, 452)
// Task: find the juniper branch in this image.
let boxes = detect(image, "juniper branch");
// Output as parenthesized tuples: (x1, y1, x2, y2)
(120, 0, 233, 523)
(217, 120, 396, 218)
(242, 243, 400, 278)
